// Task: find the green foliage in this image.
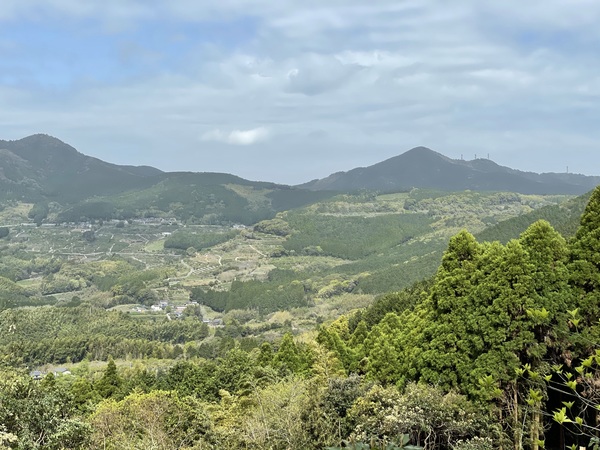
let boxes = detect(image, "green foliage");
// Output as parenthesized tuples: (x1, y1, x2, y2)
(0, 305, 209, 365)
(349, 279, 431, 332)
(569, 186, 600, 326)
(352, 250, 443, 294)
(190, 269, 307, 313)
(89, 390, 212, 449)
(325, 438, 412, 450)
(319, 200, 600, 447)
(319, 193, 600, 447)
(283, 212, 433, 260)
(228, 377, 313, 449)
(476, 191, 590, 244)
(28, 202, 49, 225)
(53, 173, 333, 225)
(349, 222, 573, 397)
(253, 217, 293, 236)
(0, 274, 57, 311)
(347, 383, 493, 449)
(267, 187, 336, 211)
(95, 357, 122, 398)
(0, 369, 91, 449)
(272, 332, 313, 376)
(451, 437, 494, 450)
(0, 227, 8, 239)
(57, 201, 116, 222)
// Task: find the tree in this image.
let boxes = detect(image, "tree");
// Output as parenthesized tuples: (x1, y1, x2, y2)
(0, 369, 90, 449)
(89, 391, 212, 449)
(364, 313, 405, 384)
(237, 378, 312, 449)
(274, 333, 310, 376)
(95, 357, 122, 398)
(0, 227, 8, 239)
(569, 186, 600, 326)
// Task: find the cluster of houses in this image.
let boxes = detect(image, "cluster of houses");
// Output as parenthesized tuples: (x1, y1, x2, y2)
(132, 301, 223, 326)
(29, 367, 72, 380)
(149, 301, 171, 312)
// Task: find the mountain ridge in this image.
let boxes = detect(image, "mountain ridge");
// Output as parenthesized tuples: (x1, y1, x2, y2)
(1, 135, 598, 225)
(0, 134, 163, 202)
(298, 146, 600, 195)
(0, 134, 335, 224)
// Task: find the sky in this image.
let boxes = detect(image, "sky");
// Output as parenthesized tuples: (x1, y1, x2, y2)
(0, 1, 599, 184)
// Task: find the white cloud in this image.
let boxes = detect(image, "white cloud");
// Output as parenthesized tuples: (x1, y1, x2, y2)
(201, 127, 270, 145)
(1, 0, 600, 183)
(284, 53, 362, 95)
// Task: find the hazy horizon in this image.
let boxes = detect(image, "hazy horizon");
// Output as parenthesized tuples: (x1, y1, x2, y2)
(1, 1, 598, 184)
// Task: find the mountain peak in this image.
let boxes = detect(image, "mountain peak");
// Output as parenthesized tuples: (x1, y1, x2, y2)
(400, 146, 443, 159)
(405, 146, 435, 153)
(4, 134, 81, 167)
(0, 134, 164, 203)
(299, 146, 600, 195)
(10, 133, 73, 150)
(21, 133, 66, 142)
(372, 146, 452, 169)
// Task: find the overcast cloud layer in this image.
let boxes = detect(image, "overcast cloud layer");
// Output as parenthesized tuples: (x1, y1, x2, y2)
(0, 1, 599, 184)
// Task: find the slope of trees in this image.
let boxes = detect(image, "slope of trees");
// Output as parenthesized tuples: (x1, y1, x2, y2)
(317, 186, 600, 449)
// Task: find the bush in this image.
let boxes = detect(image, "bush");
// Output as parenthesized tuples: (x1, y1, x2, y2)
(348, 383, 494, 449)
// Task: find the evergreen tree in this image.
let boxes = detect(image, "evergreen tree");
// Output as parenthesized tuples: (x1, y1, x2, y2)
(256, 342, 274, 367)
(396, 223, 571, 396)
(274, 333, 311, 376)
(570, 186, 600, 326)
(518, 220, 573, 359)
(95, 357, 122, 399)
(364, 313, 404, 384)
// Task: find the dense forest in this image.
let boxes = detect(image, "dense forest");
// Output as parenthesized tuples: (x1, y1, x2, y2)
(1, 187, 600, 449)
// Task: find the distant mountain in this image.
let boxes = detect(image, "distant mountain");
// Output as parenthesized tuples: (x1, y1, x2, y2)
(0, 134, 334, 224)
(0, 134, 162, 202)
(2, 135, 598, 225)
(299, 146, 600, 195)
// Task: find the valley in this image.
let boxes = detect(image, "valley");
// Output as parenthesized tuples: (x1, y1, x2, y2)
(0, 134, 597, 450)
(0, 189, 574, 341)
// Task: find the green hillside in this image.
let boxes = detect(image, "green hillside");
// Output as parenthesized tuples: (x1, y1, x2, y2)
(0, 135, 336, 225)
(300, 146, 600, 195)
(0, 134, 162, 203)
(55, 173, 335, 225)
(476, 191, 591, 244)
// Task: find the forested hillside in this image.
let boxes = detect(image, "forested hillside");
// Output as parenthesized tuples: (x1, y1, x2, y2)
(1, 135, 595, 227)
(0, 134, 162, 203)
(1, 186, 600, 448)
(476, 191, 592, 244)
(0, 135, 335, 225)
(300, 146, 600, 195)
